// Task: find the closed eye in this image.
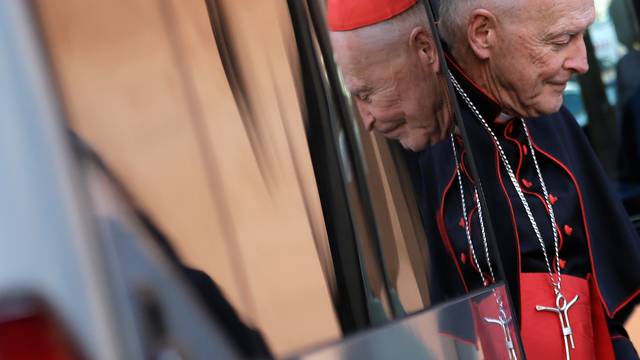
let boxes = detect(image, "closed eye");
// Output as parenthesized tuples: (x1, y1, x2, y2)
(553, 36, 571, 46)
(358, 93, 372, 103)
(551, 32, 581, 50)
(351, 84, 374, 104)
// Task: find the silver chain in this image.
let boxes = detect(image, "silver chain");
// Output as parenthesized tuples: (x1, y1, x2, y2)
(450, 133, 514, 359)
(450, 131, 507, 305)
(448, 72, 563, 295)
(450, 133, 496, 286)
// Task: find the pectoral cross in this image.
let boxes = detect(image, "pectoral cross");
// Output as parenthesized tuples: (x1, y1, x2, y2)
(535, 293, 579, 360)
(483, 309, 518, 360)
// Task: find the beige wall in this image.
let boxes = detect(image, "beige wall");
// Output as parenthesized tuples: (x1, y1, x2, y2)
(34, 0, 340, 356)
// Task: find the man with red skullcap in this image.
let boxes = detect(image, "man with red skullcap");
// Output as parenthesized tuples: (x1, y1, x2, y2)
(329, 0, 453, 152)
(328, 0, 640, 359)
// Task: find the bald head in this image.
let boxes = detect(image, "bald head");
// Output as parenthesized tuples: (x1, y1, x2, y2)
(438, 0, 522, 50)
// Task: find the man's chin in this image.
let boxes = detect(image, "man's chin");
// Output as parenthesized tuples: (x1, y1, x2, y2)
(543, 93, 565, 113)
(541, 101, 564, 116)
(400, 139, 428, 152)
(525, 97, 564, 117)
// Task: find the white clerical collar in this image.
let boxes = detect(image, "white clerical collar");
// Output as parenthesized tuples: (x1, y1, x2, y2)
(494, 112, 515, 124)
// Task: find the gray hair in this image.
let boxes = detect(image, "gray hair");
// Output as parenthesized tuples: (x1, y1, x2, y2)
(439, 0, 521, 48)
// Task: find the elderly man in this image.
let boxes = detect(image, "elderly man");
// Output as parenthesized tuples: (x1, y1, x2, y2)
(329, 0, 453, 152)
(329, 0, 640, 359)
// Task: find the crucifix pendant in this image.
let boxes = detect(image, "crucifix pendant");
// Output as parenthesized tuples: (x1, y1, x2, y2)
(483, 309, 518, 360)
(535, 293, 579, 360)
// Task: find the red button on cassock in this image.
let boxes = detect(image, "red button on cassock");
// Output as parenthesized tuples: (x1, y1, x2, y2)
(521, 179, 533, 188)
(559, 258, 567, 270)
(564, 225, 573, 236)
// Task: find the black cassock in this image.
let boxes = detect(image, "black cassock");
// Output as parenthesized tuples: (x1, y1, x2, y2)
(407, 57, 640, 358)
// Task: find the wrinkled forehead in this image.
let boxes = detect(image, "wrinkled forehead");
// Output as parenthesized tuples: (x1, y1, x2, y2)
(330, 31, 391, 87)
(332, 51, 369, 93)
(331, 31, 385, 68)
(337, 58, 384, 96)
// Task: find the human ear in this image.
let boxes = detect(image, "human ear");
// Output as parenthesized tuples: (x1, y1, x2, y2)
(466, 9, 497, 60)
(410, 27, 440, 73)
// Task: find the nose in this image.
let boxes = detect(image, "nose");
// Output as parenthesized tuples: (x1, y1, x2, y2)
(356, 102, 376, 131)
(362, 113, 376, 131)
(564, 37, 589, 75)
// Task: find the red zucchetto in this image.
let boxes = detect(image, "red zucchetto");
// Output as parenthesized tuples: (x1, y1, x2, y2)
(327, 0, 418, 31)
